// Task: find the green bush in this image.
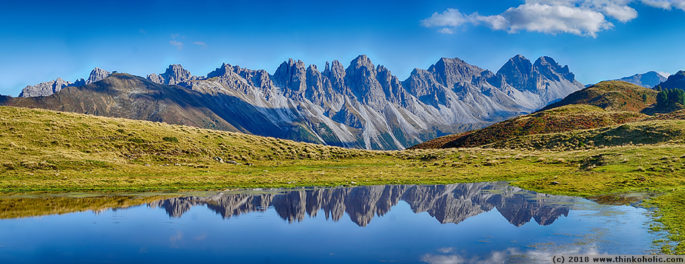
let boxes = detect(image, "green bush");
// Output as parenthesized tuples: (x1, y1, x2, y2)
(129, 138, 145, 143)
(162, 137, 179, 143)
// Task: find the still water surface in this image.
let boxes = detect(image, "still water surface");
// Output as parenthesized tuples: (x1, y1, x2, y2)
(0, 182, 661, 263)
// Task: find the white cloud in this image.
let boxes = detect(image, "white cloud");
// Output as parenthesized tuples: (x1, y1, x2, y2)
(169, 40, 183, 50)
(601, 4, 638, 21)
(528, 0, 637, 22)
(422, 0, 683, 37)
(193, 41, 207, 47)
(641, 0, 685, 10)
(421, 246, 602, 264)
(497, 3, 613, 37)
(437, 247, 456, 254)
(421, 8, 469, 28)
(420, 254, 464, 264)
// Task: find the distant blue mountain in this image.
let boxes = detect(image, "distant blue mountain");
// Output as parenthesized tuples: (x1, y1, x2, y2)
(617, 71, 669, 88)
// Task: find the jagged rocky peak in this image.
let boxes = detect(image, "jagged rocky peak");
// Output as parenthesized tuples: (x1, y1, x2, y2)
(323, 60, 346, 91)
(534, 56, 574, 81)
(206, 63, 234, 78)
(86, 67, 111, 85)
(147, 64, 193, 85)
(428, 57, 484, 88)
(497, 54, 533, 89)
(345, 55, 375, 82)
(375, 65, 406, 104)
(304, 64, 328, 98)
(19, 67, 110, 97)
(344, 55, 387, 104)
(304, 65, 321, 86)
(19, 77, 72, 97)
(402, 67, 445, 106)
(273, 58, 307, 93)
(348, 55, 374, 71)
(306, 64, 319, 74)
(324, 60, 346, 78)
(305, 65, 325, 90)
(164, 64, 192, 84)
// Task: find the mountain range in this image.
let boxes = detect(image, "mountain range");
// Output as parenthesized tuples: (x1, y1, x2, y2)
(4, 55, 584, 150)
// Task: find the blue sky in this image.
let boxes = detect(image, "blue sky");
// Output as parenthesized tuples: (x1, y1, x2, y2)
(1, 0, 684, 96)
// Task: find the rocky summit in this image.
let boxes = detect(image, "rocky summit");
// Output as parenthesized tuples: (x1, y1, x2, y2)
(19, 68, 111, 97)
(148, 64, 198, 85)
(9, 55, 583, 150)
(18, 77, 72, 97)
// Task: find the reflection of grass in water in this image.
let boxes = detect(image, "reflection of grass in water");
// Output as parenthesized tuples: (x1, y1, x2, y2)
(0, 194, 175, 219)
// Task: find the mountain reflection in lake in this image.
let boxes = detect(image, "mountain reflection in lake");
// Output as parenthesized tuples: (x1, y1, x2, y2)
(0, 183, 662, 264)
(149, 182, 571, 227)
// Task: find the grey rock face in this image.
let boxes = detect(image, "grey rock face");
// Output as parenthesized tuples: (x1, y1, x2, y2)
(344, 55, 389, 105)
(86, 67, 111, 85)
(618, 71, 669, 88)
(147, 64, 194, 85)
(430, 57, 485, 88)
(323, 60, 346, 92)
(19, 67, 111, 97)
(19, 78, 72, 97)
(497, 54, 533, 90)
(273, 59, 307, 96)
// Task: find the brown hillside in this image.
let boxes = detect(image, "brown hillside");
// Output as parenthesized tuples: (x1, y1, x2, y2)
(411, 104, 646, 149)
(542, 81, 657, 112)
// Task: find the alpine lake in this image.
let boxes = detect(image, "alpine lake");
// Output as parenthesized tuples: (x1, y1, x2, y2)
(0, 182, 666, 263)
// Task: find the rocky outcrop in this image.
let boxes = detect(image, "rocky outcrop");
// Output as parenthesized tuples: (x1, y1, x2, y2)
(147, 183, 573, 227)
(19, 67, 111, 97)
(497, 54, 533, 90)
(86, 67, 111, 85)
(147, 64, 195, 85)
(273, 59, 307, 96)
(19, 78, 72, 97)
